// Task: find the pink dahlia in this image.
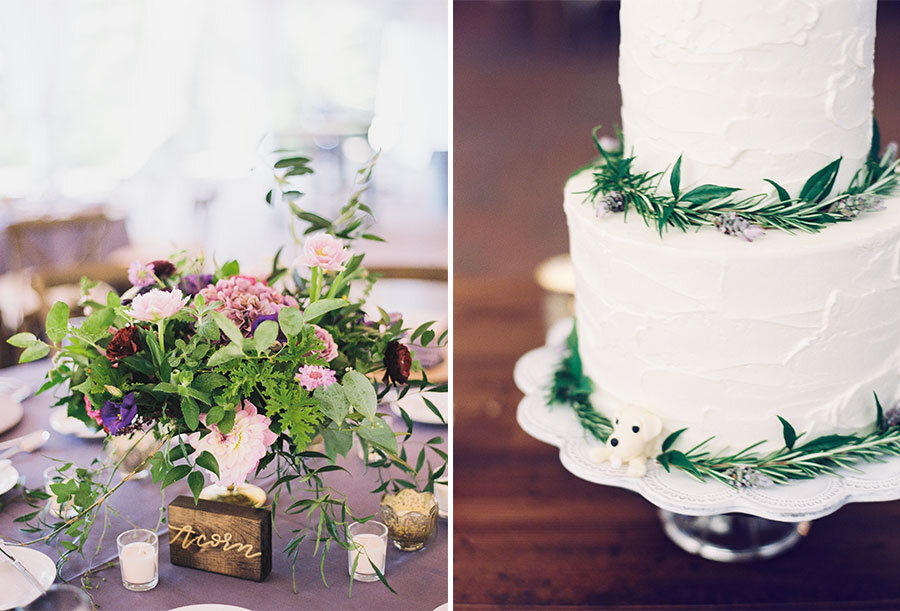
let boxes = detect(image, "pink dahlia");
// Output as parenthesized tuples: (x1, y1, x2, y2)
(311, 325, 338, 362)
(186, 400, 277, 487)
(128, 261, 156, 288)
(129, 288, 188, 322)
(200, 275, 298, 335)
(300, 234, 351, 272)
(295, 365, 337, 391)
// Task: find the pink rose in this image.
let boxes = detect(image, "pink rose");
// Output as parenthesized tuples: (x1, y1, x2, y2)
(300, 234, 351, 272)
(129, 288, 188, 322)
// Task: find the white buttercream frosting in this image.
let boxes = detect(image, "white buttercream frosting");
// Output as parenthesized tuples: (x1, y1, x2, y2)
(619, 0, 876, 196)
(564, 171, 900, 453)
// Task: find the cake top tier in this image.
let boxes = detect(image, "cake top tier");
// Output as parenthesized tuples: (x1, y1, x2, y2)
(619, 0, 876, 195)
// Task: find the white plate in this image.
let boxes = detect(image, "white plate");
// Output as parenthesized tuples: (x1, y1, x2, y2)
(433, 604, 449, 611)
(0, 396, 24, 436)
(0, 546, 56, 609)
(0, 460, 18, 497)
(0, 377, 31, 403)
(390, 391, 448, 425)
(168, 605, 252, 611)
(49, 409, 105, 439)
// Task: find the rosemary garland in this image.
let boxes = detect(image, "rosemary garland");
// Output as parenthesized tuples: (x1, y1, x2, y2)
(548, 327, 612, 440)
(586, 121, 900, 237)
(549, 324, 900, 488)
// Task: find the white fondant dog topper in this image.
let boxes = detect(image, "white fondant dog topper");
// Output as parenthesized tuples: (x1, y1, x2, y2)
(590, 405, 663, 478)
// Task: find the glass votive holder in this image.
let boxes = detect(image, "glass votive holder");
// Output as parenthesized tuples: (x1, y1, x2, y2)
(380, 489, 439, 552)
(434, 480, 449, 518)
(42, 467, 77, 520)
(104, 430, 157, 479)
(117, 529, 158, 592)
(24, 584, 91, 611)
(347, 520, 388, 583)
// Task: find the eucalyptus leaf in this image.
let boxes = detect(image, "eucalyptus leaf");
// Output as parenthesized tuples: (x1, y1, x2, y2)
(303, 298, 347, 324)
(321, 427, 353, 461)
(342, 370, 377, 420)
(210, 311, 243, 345)
(315, 383, 349, 424)
(253, 320, 279, 352)
(357, 418, 398, 454)
(278, 307, 303, 336)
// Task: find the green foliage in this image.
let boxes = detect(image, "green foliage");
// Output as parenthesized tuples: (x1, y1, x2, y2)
(551, 326, 900, 487)
(587, 127, 899, 235)
(548, 324, 612, 440)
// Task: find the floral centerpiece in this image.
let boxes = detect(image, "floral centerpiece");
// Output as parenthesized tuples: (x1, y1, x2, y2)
(7, 155, 447, 590)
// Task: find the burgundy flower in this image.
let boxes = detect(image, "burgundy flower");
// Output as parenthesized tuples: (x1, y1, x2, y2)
(106, 326, 141, 362)
(383, 341, 412, 385)
(150, 260, 176, 279)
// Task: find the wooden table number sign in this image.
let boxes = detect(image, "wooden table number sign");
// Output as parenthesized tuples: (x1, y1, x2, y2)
(167, 496, 272, 582)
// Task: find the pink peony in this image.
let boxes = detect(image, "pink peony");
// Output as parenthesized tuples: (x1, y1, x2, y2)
(311, 325, 339, 362)
(200, 275, 298, 336)
(300, 234, 351, 272)
(84, 396, 103, 427)
(186, 400, 277, 487)
(128, 261, 156, 288)
(295, 365, 337, 391)
(129, 288, 189, 322)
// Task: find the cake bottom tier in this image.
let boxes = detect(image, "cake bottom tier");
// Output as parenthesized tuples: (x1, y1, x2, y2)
(564, 170, 900, 453)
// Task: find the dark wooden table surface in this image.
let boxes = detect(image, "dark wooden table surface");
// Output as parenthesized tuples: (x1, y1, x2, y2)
(453, 275, 900, 609)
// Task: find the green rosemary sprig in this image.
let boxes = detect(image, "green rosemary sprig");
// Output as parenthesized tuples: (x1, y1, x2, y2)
(550, 324, 900, 487)
(587, 122, 899, 236)
(547, 326, 612, 441)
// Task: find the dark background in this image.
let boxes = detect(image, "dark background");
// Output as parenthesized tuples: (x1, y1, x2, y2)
(454, 0, 900, 277)
(454, 1, 900, 608)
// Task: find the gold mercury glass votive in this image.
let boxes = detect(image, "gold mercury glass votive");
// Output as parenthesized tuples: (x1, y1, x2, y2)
(199, 482, 267, 508)
(380, 489, 439, 551)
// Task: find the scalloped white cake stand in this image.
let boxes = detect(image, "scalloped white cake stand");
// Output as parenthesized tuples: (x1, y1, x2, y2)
(515, 318, 900, 561)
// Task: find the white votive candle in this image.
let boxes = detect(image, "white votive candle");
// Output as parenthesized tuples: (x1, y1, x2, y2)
(117, 529, 158, 591)
(348, 521, 388, 583)
(435, 481, 449, 516)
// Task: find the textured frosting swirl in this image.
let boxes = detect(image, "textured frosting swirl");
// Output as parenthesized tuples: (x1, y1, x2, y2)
(619, 0, 876, 195)
(564, 172, 900, 453)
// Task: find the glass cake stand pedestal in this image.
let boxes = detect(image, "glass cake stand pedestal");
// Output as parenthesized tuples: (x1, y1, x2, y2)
(514, 318, 900, 563)
(657, 510, 810, 562)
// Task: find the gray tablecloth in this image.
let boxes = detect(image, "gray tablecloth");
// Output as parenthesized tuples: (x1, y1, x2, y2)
(0, 360, 448, 610)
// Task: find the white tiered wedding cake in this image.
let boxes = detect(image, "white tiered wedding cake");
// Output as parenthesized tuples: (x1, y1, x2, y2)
(565, 0, 900, 455)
